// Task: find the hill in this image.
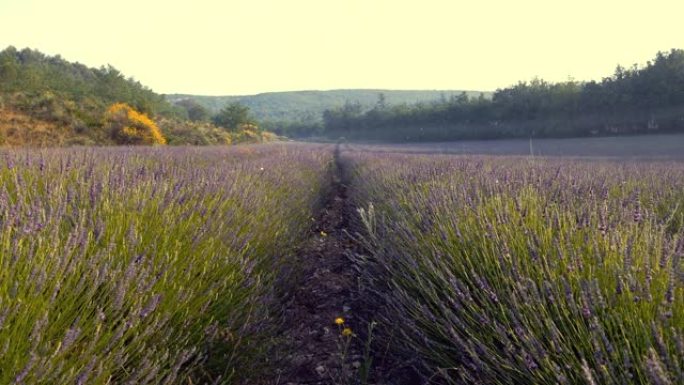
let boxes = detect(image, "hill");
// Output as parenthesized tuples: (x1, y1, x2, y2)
(292, 49, 684, 142)
(0, 46, 271, 146)
(166, 89, 489, 123)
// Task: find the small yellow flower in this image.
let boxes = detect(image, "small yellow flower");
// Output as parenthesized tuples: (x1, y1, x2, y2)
(320, 231, 327, 237)
(334, 317, 345, 325)
(342, 327, 353, 337)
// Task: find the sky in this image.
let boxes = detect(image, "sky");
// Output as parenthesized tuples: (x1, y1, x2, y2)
(0, 0, 682, 95)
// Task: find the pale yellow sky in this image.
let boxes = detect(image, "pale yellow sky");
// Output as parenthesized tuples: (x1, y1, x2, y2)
(0, 0, 682, 95)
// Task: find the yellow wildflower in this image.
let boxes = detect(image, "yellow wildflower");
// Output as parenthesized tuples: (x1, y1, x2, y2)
(342, 327, 353, 337)
(104, 103, 166, 145)
(334, 317, 345, 325)
(320, 231, 327, 237)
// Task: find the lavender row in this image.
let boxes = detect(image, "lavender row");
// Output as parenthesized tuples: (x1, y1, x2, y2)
(346, 152, 684, 384)
(0, 144, 333, 384)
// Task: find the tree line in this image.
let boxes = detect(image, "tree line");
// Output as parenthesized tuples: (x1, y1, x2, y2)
(0, 46, 172, 115)
(281, 49, 684, 141)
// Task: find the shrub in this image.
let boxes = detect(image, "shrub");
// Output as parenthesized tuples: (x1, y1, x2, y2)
(105, 103, 166, 145)
(158, 118, 233, 145)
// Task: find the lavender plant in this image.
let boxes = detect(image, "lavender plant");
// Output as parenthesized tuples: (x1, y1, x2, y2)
(0, 144, 333, 384)
(347, 152, 684, 384)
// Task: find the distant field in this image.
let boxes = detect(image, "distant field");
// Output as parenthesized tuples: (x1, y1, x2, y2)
(346, 133, 684, 159)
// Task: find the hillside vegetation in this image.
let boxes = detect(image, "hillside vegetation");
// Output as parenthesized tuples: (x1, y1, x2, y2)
(5, 46, 684, 145)
(167, 89, 485, 134)
(259, 50, 684, 141)
(0, 47, 273, 146)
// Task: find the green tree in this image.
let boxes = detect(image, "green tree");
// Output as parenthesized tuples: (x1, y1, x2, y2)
(212, 102, 253, 130)
(0, 47, 19, 89)
(175, 99, 210, 122)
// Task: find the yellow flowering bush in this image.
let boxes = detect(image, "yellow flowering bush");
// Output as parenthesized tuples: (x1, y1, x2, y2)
(105, 103, 166, 145)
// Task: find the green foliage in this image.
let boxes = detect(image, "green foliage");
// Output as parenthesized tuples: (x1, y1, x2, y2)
(286, 49, 684, 141)
(174, 99, 210, 122)
(0, 47, 171, 116)
(167, 90, 478, 116)
(160, 118, 276, 145)
(212, 102, 254, 131)
(0, 46, 275, 146)
(160, 118, 233, 145)
(167, 90, 480, 135)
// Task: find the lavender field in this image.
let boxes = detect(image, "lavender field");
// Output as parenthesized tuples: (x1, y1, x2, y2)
(344, 149, 684, 384)
(347, 133, 684, 159)
(0, 144, 333, 384)
(1, 143, 683, 384)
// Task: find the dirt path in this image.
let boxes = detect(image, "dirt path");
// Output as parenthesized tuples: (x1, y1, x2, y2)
(263, 144, 364, 385)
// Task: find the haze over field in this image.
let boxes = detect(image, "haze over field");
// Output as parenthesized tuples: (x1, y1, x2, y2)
(1, 0, 683, 95)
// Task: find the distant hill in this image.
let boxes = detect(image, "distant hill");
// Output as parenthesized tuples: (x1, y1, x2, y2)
(298, 49, 684, 142)
(166, 89, 490, 123)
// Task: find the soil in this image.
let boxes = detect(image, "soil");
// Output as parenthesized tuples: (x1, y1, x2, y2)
(252, 144, 423, 385)
(257, 145, 365, 385)
(0, 107, 67, 146)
